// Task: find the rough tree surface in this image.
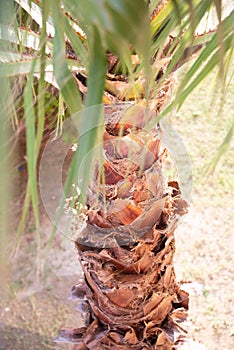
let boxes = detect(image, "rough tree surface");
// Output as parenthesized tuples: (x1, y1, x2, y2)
(57, 103, 189, 349)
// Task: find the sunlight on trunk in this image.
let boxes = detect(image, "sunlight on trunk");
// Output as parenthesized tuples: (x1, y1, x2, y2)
(57, 97, 190, 348)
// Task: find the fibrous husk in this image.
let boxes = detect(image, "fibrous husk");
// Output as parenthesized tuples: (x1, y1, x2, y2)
(57, 103, 189, 349)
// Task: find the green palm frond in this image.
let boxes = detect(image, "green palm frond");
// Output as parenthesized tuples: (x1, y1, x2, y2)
(0, 0, 233, 241)
(0, 24, 53, 53)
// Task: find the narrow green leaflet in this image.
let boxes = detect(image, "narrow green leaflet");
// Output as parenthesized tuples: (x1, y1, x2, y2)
(0, 58, 82, 79)
(0, 51, 23, 63)
(207, 119, 234, 174)
(162, 0, 213, 79)
(74, 27, 107, 201)
(0, 59, 49, 76)
(24, 63, 39, 229)
(177, 10, 234, 96)
(50, 0, 82, 115)
(63, 0, 151, 76)
(64, 15, 88, 68)
(156, 10, 234, 118)
(177, 33, 233, 108)
(0, 77, 12, 289)
(14, 0, 55, 36)
(151, 0, 174, 36)
(0, 24, 53, 54)
(36, 0, 48, 156)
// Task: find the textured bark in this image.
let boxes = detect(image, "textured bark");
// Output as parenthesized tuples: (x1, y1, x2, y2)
(57, 102, 189, 349)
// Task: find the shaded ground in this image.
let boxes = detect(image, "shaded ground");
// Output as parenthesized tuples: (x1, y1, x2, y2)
(0, 276, 81, 350)
(0, 66, 233, 349)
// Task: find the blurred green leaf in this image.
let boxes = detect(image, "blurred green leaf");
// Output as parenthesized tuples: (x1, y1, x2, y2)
(24, 63, 39, 228)
(64, 15, 88, 67)
(177, 10, 234, 98)
(0, 24, 53, 53)
(0, 58, 82, 77)
(0, 76, 12, 290)
(0, 0, 15, 283)
(177, 32, 233, 108)
(74, 27, 107, 201)
(50, 0, 82, 115)
(0, 59, 49, 76)
(0, 51, 23, 63)
(151, 0, 174, 35)
(14, 0, 55, 36)
(208, 118, 234, 174)
(63, 0, 151, 75)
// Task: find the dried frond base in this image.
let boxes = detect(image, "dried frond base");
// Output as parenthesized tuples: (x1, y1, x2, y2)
(57, 104, 189, 349)
(57, 197, 189, 349)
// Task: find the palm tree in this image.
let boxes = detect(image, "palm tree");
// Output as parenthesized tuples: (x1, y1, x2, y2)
(59, 107, 190, 349)
(1, 0, 233, 348)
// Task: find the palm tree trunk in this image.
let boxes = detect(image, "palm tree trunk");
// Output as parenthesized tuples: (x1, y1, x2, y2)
(57, 100, 189, 349)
